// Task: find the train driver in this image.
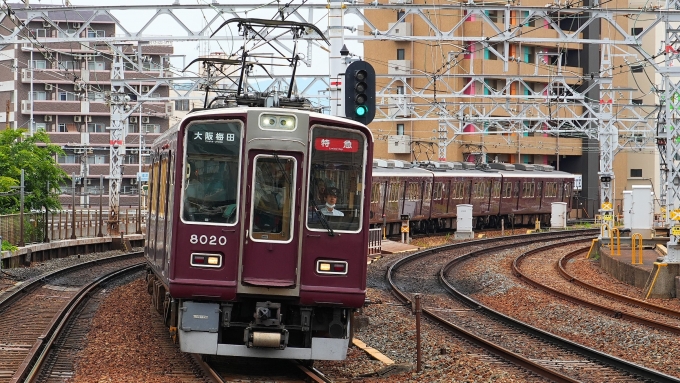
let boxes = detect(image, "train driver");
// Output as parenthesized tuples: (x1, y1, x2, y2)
(319, 187, 344, 216)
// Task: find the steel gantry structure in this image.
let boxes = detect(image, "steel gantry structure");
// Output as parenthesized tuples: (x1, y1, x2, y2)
(0, 1, 673, 239)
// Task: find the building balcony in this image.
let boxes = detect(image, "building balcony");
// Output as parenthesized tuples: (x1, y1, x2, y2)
(460, 134, 582, 156)
(459, 58, 583, 83)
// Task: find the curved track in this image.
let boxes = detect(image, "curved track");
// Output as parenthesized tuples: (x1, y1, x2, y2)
(388, 230, 680, 382)
(513, 244, 680, 335)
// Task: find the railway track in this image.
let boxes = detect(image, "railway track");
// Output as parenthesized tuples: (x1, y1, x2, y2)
(201, 356, 331, 382)
(513, 242, 680, 335)
(0, 252, 144, 383)
(0, 250, 331, 383)
(388, 230, 680, 382)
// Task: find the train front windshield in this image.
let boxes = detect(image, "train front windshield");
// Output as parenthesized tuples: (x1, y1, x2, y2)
(307, 126, 367, 232)
(182, 121, 242, 224)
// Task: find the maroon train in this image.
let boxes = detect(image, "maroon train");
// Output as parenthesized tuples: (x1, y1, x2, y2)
(144, 105, 373, 360)
(369, 160, 575, 234)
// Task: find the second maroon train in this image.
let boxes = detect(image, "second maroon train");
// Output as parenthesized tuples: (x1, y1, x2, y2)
(366, 160, 575, 234)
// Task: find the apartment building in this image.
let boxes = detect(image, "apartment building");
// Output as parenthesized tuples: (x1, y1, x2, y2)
(363, 0, 660, 217)
(0, 5, 174, 207)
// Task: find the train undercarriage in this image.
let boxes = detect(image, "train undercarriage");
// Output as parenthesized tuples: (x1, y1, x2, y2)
(146, 270, 352, 360)
(381, 213, 553, 236)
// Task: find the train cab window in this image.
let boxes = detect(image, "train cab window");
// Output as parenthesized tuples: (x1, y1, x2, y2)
(182, 121, 242, 224)
(307, 125, 367, 233)
(251, 155, 296, 242)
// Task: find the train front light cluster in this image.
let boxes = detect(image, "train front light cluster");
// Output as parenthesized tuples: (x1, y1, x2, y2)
(191, 253, 222, 268)
(259, 113, 297, 131)
(316, 260, 348, 275)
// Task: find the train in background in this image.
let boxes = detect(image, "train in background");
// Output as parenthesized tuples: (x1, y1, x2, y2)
(144, 102, 373, 360)
(368, 160, 576, 234)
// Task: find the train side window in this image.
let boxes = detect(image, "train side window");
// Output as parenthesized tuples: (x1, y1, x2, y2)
(433, 182, 443, 200)
(159, 157, 168, 218)
(502, 182, 512, 198)
(492, 181, 501, 198)
(371, 183, 383, 203)
(150, 160, 160, 214)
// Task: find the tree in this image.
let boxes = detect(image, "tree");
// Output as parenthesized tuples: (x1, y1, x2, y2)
(0, 128, 69, 214)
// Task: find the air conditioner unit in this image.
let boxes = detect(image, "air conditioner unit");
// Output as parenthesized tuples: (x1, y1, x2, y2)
(42, 21, 50, 28)
(74, 116, 82, 122)
(87, 179, 91, 185)
(74, 84, 82, 91)
(44, 84, 53, 91)
(85, 116, 92, 122)
(72, 23, 81, 29)
(131, 179, 137, 185)
(141, 86, 151, 93)
(141, 117, 150, 123)
(44, 115, 53, 122)
(130, 116, 138, 123)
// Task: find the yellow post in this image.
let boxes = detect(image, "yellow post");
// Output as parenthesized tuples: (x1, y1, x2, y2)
(611, 227, 620, 256)
(645, 262, 668, 300)
(600, 223, 610, 238)
(631, 233, 643, 265)
(586, 238, 599, 259)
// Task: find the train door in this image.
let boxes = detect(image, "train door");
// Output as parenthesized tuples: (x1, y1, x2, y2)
(241, 152, 302, 287)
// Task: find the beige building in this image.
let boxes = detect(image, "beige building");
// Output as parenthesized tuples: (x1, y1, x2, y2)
(363, 0, 660, 217)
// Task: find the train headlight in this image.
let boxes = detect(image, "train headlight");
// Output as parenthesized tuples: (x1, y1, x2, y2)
(191, 253, 222, 268)
(259, 113, 297, 131)
(316, 260, 348, 275)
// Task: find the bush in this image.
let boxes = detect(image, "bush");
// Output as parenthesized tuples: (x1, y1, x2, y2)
(1, 239, 17, 252)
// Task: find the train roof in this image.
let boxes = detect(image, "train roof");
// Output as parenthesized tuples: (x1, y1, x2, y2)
(372, 159, 575, 179)
(153, 107, 374, 147)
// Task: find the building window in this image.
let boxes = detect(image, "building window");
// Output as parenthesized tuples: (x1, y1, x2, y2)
(30, 29, 48, 38)
(58, 92, 79, 101)
(631, 27, 643, 36)
(59, 61, 79, 70)
(397, 10, 405, 20)
(396, 123, 404, 135)
(87, 154, 109, 164)
(175, 99, 190, 111)
(632, 99, 643, 105)
(630, 169, 642, 177)
(396, 85, 404, 94)
(87, 92, 106, 102)
(31, 60, 47, 69)
(31, 91, 47, 100)
(57, 154, 77, 163)
(57, 29, 77, 38)
(87, 123, 105, 133)
(87, 29, 105, 38)
(87, 61, 105, 70)
(397, 49, 405, 60)
(34, 122, 46, 131)
(58, 123, 67, 132)
(124, 151, 139, 165)
(143, 124, 160, 133)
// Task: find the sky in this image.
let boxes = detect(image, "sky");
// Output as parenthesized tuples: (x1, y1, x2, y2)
(23, 0, 362, 77)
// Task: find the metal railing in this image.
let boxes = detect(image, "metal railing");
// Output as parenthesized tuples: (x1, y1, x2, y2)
(0, 207, 145, 247)
(368, 227, 382, 255)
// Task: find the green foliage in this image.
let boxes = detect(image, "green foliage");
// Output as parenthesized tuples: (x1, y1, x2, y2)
(1, 239, 17, 252)
(0, 129, 68, 214)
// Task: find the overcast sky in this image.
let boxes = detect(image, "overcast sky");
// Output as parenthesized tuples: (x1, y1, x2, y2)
(23, 0, 353, 77)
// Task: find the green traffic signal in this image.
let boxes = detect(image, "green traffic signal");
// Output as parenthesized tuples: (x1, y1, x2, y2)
(356, 105, 368, 116)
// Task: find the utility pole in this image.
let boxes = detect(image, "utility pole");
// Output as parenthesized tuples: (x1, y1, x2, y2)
(108, 50, 126, 236)
(5, 100, 9, 130)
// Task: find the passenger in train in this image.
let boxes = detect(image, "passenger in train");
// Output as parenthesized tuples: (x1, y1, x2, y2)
(319, 187, 344, 216)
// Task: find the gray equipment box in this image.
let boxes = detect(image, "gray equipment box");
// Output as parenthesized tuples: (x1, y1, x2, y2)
(180, 301, 220, 333)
